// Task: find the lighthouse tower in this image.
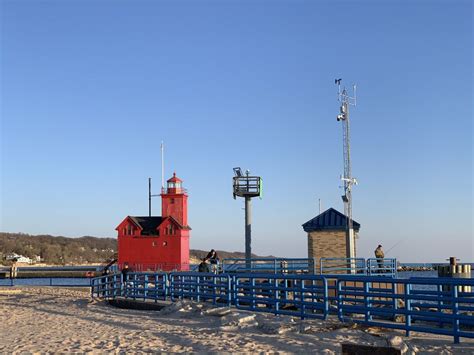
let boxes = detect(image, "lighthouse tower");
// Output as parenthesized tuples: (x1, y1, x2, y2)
(116, 173, 191, 271)
(161, 173, 188, 227)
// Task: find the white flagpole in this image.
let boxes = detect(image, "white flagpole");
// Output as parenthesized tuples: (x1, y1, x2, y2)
(161, 141, 164, 191)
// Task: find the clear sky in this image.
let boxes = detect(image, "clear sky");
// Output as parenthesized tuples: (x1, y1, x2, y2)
(1, 0, 472, 262)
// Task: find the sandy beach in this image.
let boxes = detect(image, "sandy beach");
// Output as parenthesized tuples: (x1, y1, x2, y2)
(1, 287, 473, 354)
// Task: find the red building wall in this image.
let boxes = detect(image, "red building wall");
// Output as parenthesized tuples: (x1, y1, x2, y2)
(161, 193, 188, 226)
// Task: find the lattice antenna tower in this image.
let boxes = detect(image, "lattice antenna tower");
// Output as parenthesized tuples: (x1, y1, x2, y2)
(335, 79, 358, 263)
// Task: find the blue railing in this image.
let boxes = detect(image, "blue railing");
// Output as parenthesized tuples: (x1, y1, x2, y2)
(367, 258, 397, 276)
(124, 272, 168, 301)
(0, 277, 93, 287)
(233, 273, 328, 320)
(90, 272, 168, 300)
(336, 276, 474, 344)
(169, 272, 232, 304)
(215, 257, 396, 276)
(319, 257, 397, 277)
(91, 271, 474, 343)
(221, 258, 315, 274)
(319, 257, 366, 275)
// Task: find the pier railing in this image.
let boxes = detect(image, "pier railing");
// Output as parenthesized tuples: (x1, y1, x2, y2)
(91, 272, 474, 343)
(0, 277, 93, 287)
(367, 258, 397, 276)
(220, 258, 315, 274)
(337, 276, 474, 344)
(319, 257, 366, 275)
(232, 273, 328, 320)
(218, 257, 397, 276)
(169, 272, 232, 304)
(319, 257, 397, 277)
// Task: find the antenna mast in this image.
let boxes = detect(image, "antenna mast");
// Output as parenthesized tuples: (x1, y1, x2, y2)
(335, 79, 358, 272)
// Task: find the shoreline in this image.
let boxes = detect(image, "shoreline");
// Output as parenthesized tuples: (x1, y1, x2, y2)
(1, 286, 473, 353)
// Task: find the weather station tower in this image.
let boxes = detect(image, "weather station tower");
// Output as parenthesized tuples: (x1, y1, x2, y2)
(335, 79, 358, 272)
(233, 168, 262, 270)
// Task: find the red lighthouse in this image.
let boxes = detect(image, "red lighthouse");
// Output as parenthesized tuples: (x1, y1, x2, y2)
(116, 173, 191, 271)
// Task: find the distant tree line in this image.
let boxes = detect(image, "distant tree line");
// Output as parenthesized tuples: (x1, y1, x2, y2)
(0, 232, 272, 265)
(0, 232, 116, 265)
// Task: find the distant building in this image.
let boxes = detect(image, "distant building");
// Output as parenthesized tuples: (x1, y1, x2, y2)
(302, 208, 360, 262)
(116, 173, 191, 271)
(6, 253, 32, 264)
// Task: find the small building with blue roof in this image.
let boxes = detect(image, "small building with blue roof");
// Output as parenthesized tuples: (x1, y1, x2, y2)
(302, 208, 360, 262)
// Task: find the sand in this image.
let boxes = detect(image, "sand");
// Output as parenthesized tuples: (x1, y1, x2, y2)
(1, 287, 473, 354)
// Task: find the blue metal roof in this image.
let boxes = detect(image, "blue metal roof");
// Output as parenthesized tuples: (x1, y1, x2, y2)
(302, 207, 360, 232)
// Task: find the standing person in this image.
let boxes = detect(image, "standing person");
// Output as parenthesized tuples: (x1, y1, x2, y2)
(10, 259, 18, 279)
(205, 249, 220, 273)
(121, 263, 131, 296)
(374, 245, 385, 272)
(121, 263, 130, 279)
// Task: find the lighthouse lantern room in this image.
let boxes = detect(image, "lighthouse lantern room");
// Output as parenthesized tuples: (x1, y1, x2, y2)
(116, 173, 191, 271)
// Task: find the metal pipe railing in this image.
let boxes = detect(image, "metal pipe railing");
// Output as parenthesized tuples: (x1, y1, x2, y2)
(0, 277, 93, 287)
(90, 271, 474, 343)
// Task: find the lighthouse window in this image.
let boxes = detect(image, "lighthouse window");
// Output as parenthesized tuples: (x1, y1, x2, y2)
(163, 241, 168, 246)
(170, 198, 175, 204)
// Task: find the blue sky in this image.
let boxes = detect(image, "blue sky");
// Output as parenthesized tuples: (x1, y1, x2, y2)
(1, 0, 472, 262)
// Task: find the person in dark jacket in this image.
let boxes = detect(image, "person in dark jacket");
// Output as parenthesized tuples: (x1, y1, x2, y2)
(198, 258, 210, 273)
(121, 263, 130, 279)
(121, 263, 131, 296)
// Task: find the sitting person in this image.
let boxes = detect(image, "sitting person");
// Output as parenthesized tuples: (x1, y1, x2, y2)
(198, 258, 210, 273)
